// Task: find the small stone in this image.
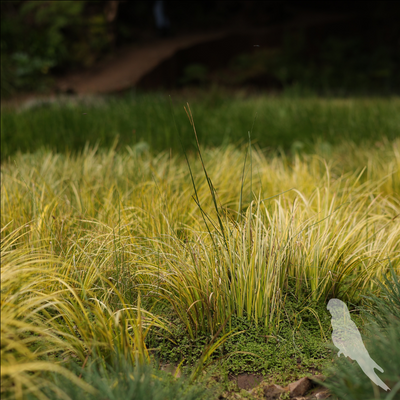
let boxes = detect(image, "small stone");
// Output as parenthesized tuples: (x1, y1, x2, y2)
(160, 363, 181, 377)
(314, 389, 331, 399)
(263, 384, 286, 400)
(288, 377, 312, 397)
(237, 373, 263, 390)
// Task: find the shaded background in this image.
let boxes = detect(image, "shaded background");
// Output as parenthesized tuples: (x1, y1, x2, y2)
(1, 0, 400, 98)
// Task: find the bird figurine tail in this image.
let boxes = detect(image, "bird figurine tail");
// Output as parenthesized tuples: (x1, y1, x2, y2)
(358, 362, 390, 391)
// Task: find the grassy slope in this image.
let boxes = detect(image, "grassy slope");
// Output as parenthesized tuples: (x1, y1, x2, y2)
(1, 94, 400, 399)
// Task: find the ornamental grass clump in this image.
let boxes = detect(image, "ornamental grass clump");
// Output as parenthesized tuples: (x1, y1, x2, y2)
(1, 225, 167, 400)
(1, 135, 399, 398)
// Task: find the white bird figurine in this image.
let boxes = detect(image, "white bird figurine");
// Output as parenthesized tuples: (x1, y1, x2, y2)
(327, 298, 390, 391)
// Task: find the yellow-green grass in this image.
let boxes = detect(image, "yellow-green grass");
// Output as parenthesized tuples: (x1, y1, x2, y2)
(1, 225, 167, 399)
(1, 138, 399, 398)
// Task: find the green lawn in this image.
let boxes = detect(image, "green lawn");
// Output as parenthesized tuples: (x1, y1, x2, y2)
(2, 91, 399, 159)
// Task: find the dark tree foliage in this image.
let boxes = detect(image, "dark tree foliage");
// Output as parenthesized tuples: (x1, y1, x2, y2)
(1, 1, 113, 96)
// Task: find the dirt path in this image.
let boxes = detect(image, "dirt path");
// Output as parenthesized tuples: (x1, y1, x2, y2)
(2, 12, 349, 109)
(1, 29, 239, 109)
(56, 29, 238, 95)
(56, 12, 347, 95)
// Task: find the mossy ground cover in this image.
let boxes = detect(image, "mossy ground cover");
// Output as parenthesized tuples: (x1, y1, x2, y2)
(1, 93, 399, 399)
